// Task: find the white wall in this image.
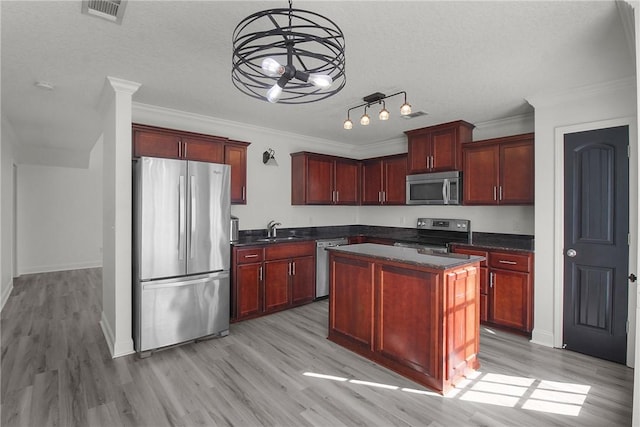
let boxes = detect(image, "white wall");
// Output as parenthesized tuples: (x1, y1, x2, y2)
(1, 115, 16, 310)
(528, 77, 637, 352)
(16, 139, 103, 275)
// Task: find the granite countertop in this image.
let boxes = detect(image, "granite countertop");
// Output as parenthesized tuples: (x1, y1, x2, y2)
(231, 225, 534, 252)
(327, 243, 485, 270)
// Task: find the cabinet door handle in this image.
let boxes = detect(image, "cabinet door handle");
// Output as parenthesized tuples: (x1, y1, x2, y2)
(493, 186, 497, 201)
(498, 260, 517, 265)
(292, 261, 296, 275)
(288, 262, 292, 276)
(244, 254, 258, 259)
(183, 141, 187, 158)
(335, 191, 339, 203)
(499, 186, 503, 201)
(431, 155, 435, 170)
(242, 186, 246, 201)
(378, 191, 382, 202)
(382, 191, 386, 203)
(259, 266, 263, 281)
(490, 272, 494, 288)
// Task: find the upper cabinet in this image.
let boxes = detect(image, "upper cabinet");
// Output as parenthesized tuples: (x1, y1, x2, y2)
(132, 124, 250, 204)
(133, 124, 225, 163)
(224, 140, 250, 205)
(291, 152, 360, 205)
(462, 133, 534, 205)
(361, 154, 407, 205)
(405, 120, 474, 174)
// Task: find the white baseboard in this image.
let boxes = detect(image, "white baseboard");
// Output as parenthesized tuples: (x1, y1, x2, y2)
(19, 260, 102, 276)
(530, 328, 555, 348)
(100, 311, 135, 358)
(1, 278, 14, 311)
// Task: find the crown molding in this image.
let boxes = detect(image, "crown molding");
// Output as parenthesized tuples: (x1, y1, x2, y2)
(474, 113, 534, 131)
(526, 76, 636, 109)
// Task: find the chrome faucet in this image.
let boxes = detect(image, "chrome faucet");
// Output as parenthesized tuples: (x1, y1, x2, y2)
(267, 220, 282, 238)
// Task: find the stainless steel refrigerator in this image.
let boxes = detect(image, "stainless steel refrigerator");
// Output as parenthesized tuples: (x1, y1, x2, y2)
(133, 156, 231, 354)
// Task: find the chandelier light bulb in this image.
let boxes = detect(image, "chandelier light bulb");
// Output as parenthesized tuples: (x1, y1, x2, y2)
(360, 113, 370, 126)
(266, 83, 284, 103)
(379, 107, 390, 121)
(307, 73, 333, 89)
(343, 118, 353, 130)
(261, 57, 285, 77)
(400, 102, 412, 116)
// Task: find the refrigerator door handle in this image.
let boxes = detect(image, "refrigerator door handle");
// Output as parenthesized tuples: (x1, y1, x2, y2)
(142, 272, 229, 291)
(190, 175, 196, 259)
(179, 175, 186, 260)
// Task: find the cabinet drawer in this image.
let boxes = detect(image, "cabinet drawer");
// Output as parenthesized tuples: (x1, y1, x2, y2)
(489, 251, 531, 272)
(265, 241, 315, 260)
(235, 247, 264, 264)
(451, 246, 488, 267)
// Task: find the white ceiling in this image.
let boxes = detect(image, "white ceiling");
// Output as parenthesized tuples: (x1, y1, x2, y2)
(1, 1, 635, 167)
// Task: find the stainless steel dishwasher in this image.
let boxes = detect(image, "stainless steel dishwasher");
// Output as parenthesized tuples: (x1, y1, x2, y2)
(316, 238, 349, 299)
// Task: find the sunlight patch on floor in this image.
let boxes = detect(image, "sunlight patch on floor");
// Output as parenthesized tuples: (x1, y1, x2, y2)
(302, 370, 591, 417)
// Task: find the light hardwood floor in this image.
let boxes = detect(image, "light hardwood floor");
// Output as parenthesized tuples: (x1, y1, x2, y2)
(1, 268, 634, 426)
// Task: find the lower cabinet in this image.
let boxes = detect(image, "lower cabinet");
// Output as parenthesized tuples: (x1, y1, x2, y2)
(451, 245, 533, 334)
(232, 241, 315, 321)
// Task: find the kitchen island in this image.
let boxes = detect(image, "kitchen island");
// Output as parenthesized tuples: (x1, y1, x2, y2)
(327, 243, 483, 394)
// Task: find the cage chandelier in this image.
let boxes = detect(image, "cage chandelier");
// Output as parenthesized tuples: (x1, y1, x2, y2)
(343, 91, 412, 129)
(232, 0, 346, 104)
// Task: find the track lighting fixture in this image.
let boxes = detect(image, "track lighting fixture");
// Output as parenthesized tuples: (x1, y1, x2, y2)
(343, 91, 412, 130)
(232, 0, 346, 104)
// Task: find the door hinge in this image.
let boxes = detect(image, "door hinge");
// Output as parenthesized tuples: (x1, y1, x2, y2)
(626, 320, 629, 334)
(562, 343, 567, 349)
(629, 273, 637, 282)
(628, 145, 631, 158)
(629, 233, 631, 245)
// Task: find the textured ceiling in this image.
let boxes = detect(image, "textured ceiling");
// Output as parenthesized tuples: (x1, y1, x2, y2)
(1, 1, 634, 167)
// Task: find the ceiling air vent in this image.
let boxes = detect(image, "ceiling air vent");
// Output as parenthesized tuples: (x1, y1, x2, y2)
(81, 0, 127, 24)
(401, 111, 429, 119)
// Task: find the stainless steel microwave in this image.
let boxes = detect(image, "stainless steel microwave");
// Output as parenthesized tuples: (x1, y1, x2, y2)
(406, 171, 461, 205)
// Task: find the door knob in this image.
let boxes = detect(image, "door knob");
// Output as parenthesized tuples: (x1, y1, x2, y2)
(567, 249, 577, 257)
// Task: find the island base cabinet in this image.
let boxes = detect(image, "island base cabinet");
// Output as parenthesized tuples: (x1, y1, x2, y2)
(328, 251, 480, 394)
(377, 266, 440, 378)
(329, 257, 374, 349)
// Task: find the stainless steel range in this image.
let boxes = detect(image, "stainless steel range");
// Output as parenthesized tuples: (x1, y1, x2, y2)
(394, 218, 470, 252)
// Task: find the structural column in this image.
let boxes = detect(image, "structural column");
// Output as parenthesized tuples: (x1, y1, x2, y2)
(99, 76, 141, 357)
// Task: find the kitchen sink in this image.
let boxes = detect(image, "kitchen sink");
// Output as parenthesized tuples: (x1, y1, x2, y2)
(255, 236, 303, 242)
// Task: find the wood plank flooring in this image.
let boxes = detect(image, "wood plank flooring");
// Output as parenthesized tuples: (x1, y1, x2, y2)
(1, 268, 634, 426)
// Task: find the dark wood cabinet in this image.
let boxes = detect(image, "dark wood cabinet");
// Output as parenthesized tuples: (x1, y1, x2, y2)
(132, 124, 250, 204)
(232, 247, 264, 320)
(488, 250, 533, 333)
(462, 133, 534, 205)
(291, 152, 359, 205)
(361, 154, 407, 205)
(232, 241, 315, 321)
(224, 141, 249, 204)
(451, 245, 534, 334)
(405, 120, 474, 174)
(132, 124, 225, 163)
(328, 250, 480, 394)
